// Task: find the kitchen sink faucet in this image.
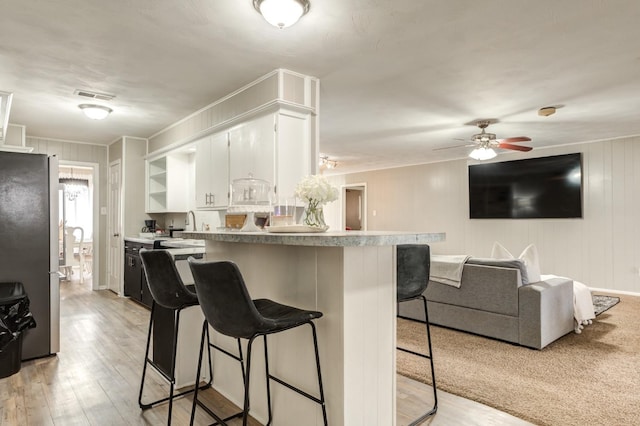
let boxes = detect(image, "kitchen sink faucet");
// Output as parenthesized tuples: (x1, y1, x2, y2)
(186, 210, 196, 231)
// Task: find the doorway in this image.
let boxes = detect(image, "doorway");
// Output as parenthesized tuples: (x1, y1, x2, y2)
(342, 183, 367, 231)
(58, 162, 99, 289)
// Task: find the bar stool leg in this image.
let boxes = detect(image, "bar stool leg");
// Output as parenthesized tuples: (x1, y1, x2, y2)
(309, 322, 328, 425)
(139, 305, 212, 425)
(420, 295, 438, 419)
(242, 336, 258, 426)
(138, 301, 156, 409)
(190, 321, 208, 426)
(263, 335, 274, 425)
(397, 295, 438, 426)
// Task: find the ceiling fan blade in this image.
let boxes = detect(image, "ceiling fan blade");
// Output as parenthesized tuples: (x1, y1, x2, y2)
(498, 136, 531, 143)
(433, 143, 474, 151)
(498, 142, 533, 152)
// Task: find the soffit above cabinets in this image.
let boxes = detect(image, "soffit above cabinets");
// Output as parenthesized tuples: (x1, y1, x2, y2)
(0, 91, 13, 143)
(0, 92, 32, 152)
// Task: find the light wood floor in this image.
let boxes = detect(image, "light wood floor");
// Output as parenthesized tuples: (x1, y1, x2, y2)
(0, 278, 532, 425)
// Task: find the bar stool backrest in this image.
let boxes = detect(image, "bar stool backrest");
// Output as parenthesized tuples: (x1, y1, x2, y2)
(188, 258, 268, 339)
(397, 244, 431, 302)
(139, 249, 196, 310)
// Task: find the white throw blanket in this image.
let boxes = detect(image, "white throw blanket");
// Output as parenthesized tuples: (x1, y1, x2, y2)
(541, 274, 595, 333)
(431, 255, 471, 288)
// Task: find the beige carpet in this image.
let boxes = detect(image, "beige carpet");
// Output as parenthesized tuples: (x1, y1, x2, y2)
(397, 294, 640, 426)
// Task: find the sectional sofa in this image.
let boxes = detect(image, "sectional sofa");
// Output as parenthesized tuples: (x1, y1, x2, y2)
(397, 258, 575, 349)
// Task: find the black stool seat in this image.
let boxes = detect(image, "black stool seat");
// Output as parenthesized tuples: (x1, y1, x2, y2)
(138, 249, 213, 425)
(253, 299, 322, 334)
(188, 258, 328, 426)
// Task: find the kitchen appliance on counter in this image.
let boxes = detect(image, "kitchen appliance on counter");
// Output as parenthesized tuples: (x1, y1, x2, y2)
(0, 151, 60, 360)
(227, 175, 272, 231)
(167, 228, 184, 238)
(141, 219, 157, 233)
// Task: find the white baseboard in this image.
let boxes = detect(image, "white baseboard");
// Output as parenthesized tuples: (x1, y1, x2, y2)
(589, 287, 640, 297)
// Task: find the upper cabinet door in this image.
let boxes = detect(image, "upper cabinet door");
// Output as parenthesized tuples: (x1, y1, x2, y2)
(195, 133, 229, 209)
(274, 112, 311, 200)
(229, 114, 276, 186)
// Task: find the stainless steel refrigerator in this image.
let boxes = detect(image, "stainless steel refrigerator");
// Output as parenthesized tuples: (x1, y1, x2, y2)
(0, 151, 60, 359)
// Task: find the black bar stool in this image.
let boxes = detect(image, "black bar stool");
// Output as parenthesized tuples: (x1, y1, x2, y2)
(396, 244, 437, 425)
(187, 258, 328, 426)
(138, 249, 213, 425)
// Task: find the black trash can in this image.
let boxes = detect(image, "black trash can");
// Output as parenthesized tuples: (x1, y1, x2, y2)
(0, 282, 37, 378)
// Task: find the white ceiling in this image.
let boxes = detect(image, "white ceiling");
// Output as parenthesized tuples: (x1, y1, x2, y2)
(2, 1, 640, 174)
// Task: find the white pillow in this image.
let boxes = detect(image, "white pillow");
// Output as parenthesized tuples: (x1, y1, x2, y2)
(490, 241, 542, 283)
(519, 243, 541, 283)
(491, 241, 513, 260)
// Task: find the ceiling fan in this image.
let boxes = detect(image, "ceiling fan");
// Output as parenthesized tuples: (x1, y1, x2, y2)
(436, 120, 533, 160)
(466, 120, 532, 160)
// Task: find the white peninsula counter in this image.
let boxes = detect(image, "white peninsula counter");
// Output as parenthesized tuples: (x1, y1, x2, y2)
(178, 230, 445, 426)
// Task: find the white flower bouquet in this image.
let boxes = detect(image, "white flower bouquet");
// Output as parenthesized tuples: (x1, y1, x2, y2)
(294, 175, 339, 228)
(295, 174, 339, 205)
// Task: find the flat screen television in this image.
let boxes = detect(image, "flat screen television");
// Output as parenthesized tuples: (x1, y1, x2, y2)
(468, 153, 583, 219)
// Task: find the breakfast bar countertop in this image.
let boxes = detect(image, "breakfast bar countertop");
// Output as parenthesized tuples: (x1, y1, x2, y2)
(178, 229, 446, 247)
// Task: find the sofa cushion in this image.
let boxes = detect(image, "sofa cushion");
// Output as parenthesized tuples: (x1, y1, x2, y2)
(466, 257, 529, 285)
(427, 263, 522, 317)
(489, 241, 542, 284)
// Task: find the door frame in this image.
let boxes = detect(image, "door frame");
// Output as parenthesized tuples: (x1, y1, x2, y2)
(107, 160, 123, 295)
(341, 183, 367, 231)
(59, 160, 100, 290)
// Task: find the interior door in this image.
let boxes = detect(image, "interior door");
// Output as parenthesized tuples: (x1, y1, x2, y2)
(108, 161, 122, 294)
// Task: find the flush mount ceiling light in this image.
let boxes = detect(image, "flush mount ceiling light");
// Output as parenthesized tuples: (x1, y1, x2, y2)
(253, 0, 310, 29)
(78, 104, 112, 120)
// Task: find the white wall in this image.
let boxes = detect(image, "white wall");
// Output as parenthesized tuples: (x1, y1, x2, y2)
(327, 137, 640, 294)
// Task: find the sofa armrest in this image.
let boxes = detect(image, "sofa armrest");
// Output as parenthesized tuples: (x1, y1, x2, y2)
(518, 277, 574, 349)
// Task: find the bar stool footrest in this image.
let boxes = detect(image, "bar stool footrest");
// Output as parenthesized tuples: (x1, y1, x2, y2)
(268, 374, 325, 405)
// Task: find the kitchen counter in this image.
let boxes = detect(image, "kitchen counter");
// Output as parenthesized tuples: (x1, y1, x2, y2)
(159, 239, 205, 249)
(174, 229, 445, 425)
(124, 236, 169, 245)
(124, 237, 205, 256)
(179, 229, 445, 247)
(162, 247, 205, 260)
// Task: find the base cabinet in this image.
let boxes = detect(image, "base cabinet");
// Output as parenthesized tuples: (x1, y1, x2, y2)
(123, 241, 153, 308)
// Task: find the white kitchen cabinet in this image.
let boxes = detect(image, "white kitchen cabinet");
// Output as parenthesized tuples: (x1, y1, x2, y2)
(146, 153, 189, 213)
(193, 110, 312, 209)
(195, 133, 229, 209)
(229, 113, 275, 187)
(274, 111, 310, 200)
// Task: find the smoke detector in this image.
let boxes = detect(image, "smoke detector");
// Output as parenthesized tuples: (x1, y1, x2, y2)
(538, 106, 556, 117)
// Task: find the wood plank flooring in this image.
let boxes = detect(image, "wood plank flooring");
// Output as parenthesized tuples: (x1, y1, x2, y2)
(0, 279, 532, 425)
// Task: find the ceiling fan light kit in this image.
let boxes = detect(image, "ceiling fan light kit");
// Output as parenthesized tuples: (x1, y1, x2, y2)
(469, 147, 497, 161)
(466, 120, 532, 160)
(253, 0, 310, 29)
